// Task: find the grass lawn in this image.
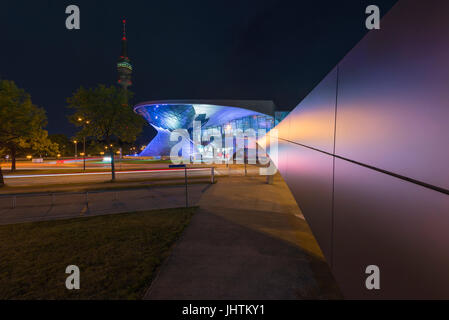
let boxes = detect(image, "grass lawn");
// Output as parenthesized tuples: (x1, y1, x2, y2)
(0, 207, 196, 299)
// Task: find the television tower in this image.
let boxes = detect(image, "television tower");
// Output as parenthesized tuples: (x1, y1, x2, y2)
(117, 19, 132, 90)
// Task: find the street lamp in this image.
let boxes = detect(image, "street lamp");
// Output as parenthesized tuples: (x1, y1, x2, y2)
(74, 140, 77, 158)
(77, 117, 90, 172)
(83, 136, 86, 171)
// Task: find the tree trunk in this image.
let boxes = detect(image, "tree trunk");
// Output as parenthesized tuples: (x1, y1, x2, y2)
(0, 165, 4, 187)
(11, 146, 16, 172)
(110, 149, 116, 181)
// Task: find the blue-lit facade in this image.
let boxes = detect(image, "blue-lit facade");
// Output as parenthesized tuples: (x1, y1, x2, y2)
(274, 111, 289, 126)
(133, 100, 279, 158)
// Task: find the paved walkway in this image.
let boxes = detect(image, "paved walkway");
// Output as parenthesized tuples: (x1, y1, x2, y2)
(0, 184, 208, 225)
(145, 174, 342, 299)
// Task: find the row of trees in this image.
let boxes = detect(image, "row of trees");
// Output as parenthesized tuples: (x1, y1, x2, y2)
(0, 79, 144, 186)
(47, 134, 140, 157)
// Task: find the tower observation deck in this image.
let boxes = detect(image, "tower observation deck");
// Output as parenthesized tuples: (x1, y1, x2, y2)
(117, 19, 132, 90)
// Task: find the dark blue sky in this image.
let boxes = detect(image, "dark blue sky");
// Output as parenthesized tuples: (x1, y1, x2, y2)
(0, 0, 397, 136)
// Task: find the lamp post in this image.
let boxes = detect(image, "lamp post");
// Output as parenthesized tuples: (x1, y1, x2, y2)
(74, 140, 78, 158)
(77, 118, 90, 172)
(83, 136, 86, 171)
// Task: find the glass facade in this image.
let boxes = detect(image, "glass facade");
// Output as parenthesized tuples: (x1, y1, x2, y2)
(134, 102, 286, 158)
(202, 114, 275, 142)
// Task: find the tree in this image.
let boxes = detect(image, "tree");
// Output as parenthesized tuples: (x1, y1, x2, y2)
(0, 166, 3, 187)
(49, 134, 73, 157)
(67, 85, 144, 181)
(0, 146, 5, 187)
(26, 129, 59, 157)
(86, 139, 106, 156)
(0, 80, 58, 172)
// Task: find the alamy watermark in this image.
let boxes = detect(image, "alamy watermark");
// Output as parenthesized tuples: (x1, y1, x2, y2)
(168, 121, 278, 176)
(65, 265, 80, 290)
(365, 5, 380, 30)
(365, 265, 380, 290)
(65, 5, 80, 30)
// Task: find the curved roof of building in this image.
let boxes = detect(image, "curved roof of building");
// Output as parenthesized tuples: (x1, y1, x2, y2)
(133, 99, 275, 116)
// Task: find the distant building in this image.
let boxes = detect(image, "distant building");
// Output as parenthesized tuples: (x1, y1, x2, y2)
(117, 19, 132, 90)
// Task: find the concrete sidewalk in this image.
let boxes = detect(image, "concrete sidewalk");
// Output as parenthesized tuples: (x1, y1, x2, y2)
(145, 174, 342, 299)
(0, 184, 208, 225)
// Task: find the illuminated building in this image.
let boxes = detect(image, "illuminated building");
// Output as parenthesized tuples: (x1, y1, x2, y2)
(133, 100, 285, 158)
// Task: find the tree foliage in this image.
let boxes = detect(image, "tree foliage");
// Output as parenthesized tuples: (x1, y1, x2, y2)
(0, 80, 58, 172)
(48, 134, 73, 157)
(67, 85, 144, 180)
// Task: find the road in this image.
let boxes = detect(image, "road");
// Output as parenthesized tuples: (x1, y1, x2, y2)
(1, 165, 261, 188)
(2, 168, 214, 187)
(0, 165, 263, 225)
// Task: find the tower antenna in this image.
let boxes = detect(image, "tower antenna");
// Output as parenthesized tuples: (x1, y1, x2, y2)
(122, 19, 126, 40)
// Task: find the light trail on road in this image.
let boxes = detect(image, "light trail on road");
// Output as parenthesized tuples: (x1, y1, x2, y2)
(4, 168, 212, 179)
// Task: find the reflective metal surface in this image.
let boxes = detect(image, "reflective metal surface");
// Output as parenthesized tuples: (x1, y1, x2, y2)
(288, 67, 337, 153)
(267, 0, 449, 298)
(284, 144, 334, 262)
(336, 0, 449, 190)
(333, 158, 449, 299)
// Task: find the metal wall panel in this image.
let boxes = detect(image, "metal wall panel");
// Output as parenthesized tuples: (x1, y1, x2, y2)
(283, 143, 334, 263)
(335, 0, 449, 190)
(333, 158, 449, 299)
(274, 139, 290, 179)
(267, 0, 449, 298)
(288, 67, 337, 154)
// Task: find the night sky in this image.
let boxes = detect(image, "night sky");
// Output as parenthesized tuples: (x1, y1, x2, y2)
(1, 0, 397, 137)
